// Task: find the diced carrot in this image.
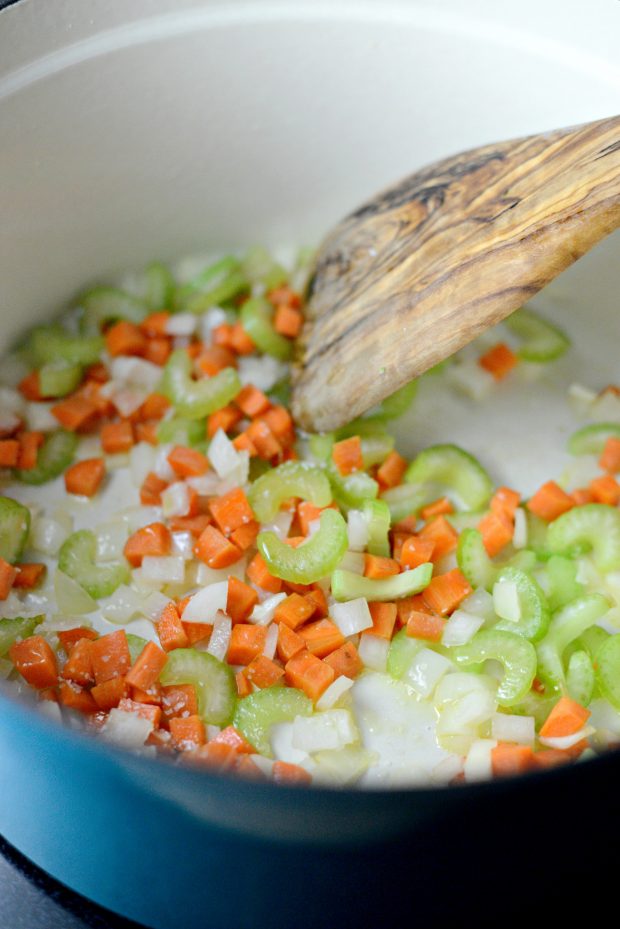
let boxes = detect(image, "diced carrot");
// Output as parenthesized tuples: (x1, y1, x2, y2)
(304, 587, 329, 619)
(57, 627, 98, 653)
(268, 286, 302, 308)
(130, 682, 162, 706)
(246, 419, 282, 459)
(62, 638, 95, 686)
(246, 552, 282, 593)
(170, 714, 206, 748)
(118, 697, 161, 727)
(332, 436, 363, 476)
(232, 432, 257, 456)
(284, 650, 335, 701)
(571, 488, 593, 506)
(527, 481, 574, 521)
(0, 439, 20, 467)
(167, 445, 209, 478)
(276, 623, 306, 663)
(479, 342, 518, 380)
(143, 337, 172, 366)
(227, 624, 267, 666)
(64, 457, 106, 497)
(396, 594, 433, 627)
(235, 384, 271, 418)
(196, 345, 237, 376)
(182, 622, 213, 646)
(91, 675, 129, 711)
(531, 749, 573, 770)
(13, 563, 46, 589)
(167, 514, 211, 537)
(539, 695, 591, 738)
(364, 554, 400, 579)
(274, 593, 315, 630)
(0, 558, 17, 600)
(211, 725, 254, 753)
(140, 472, 168, 506)
(17, 431, 44, 470)
(399, 536, 435, 570)
(19, 371, 43, 402)
(406, 611, 446, 642)
(135, 421, 158, 445)
(89, 630, 131, 685)
(189, 741, 239, 772)
(376, 450, 408, 489)
(207, 405, 242, 438)
(58, 682, 99, 714)
(212, 323, 235, 349)
(418, 515, 458, 560)
(589, 474, 620, 506)
(491, 743, 535, 777)
(230, 520, 260, 550)
(272, 760, 312, 785)
(261, 406, 294, 443)
(297, 501, 324, 536)
(38, 687, 58, 703)
(229, 322, 256, 356)
(600, 437, 620, 473)
(421, 497, 453, 521)
(84, 362, 109, 383)
(422, 569, 473, 616)
(273, 304, 303, 338)
(105, 320, 147, 357)
(391, 531, 411, 562)
(323, 641, 362, 679)
(369, 602, 397, 640)
(52, 396, 99, 432)
(477, 510, 513, 557)
(10, 634, 59, 688)
(194, 525, 243, 568)
(140, 311, 170, 336)
(236, 669, 253, 697)
(138, 393, 171, 421)
(125, 641, 168, 691)
(246, 655, 285, 688)
(299, 619, 345, 658)
(209, 487, 254, 535)
(393, 514, 419, 534)
(226, 575, 259, 624)
(161, 683, 199, 722)
(124, 522, 172, 567)
(490, 486, 521, 520)
(100, 421, 134, 454)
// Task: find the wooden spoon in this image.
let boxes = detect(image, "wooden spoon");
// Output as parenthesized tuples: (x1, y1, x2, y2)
(291, 114, 620, 433)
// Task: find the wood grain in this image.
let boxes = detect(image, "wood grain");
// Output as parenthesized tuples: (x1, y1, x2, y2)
(291, 115, 620, 432)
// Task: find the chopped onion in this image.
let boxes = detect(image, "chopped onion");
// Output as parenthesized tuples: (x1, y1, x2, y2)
(31, 516, 70, 556)
(491, 713, 535, 745)
(54, 569, 97, 614)
(25, 401, 58, 432)
(208, 429, 241, 479)
(183, 581, 228, 624)
(331, 598, 373, 636)
(101, 584, 143, 624)
(121, 505, 163, 532)
(405, 649, 453, 698)
(263, 622, 279, 660)
(347, 510, 369, 552)
(171, 531, 194, 560)
(0, 410, 21, 435)
(338, 551, 365, 575)
(493, 578, 521, 623)
(110, 356, 162, 393)
(441, 609, 484, 646)
(567, 382, 596, 416)
(358, 633, 389, 672)
(206, 724, 221, 741)
(153, 443, 176, 482)
(193, 560, 246, 587)
(141, 590, 173, 621)
(270, 722, 310, 764)
(130, 442, 156, 487)
(96, 521, 128, 562)
(539, 725, 595, 750)
(186, 473, 221, 495)
(0, 385, 25, 414)
(447, 360, 494, 400)
(207, 612, 232, 661)
(165, 313, 197, 337)
(161, 481, 191, 518)
(237, 355, 288, 392)
(250, 754, 275, 777)
(101, 708, 153, 748)
(316, 676, 354, 711)
(459, 587, 495, 623)
(512, 507, 528, 549)
(261, 510, 293, 540)
(464, 739, 497, 782)
(430, 755, 464, 785)
(140, 555, 185, 584)
(249, 592, 287, 626)
(292, 710, 357, 753)
(199, 307, 228, 343)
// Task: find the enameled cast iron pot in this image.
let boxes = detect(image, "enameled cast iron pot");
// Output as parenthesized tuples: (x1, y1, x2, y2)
(1, 2, 619, 926)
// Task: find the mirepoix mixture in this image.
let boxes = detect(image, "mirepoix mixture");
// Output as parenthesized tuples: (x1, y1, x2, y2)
(2, 247, 620, 787)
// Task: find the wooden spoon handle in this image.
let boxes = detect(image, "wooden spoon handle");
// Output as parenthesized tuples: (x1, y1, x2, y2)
(292, 115, 620, 432)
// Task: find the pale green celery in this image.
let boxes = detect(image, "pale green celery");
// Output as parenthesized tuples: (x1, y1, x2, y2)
(308, 433, 335, 463)
(360, 434, 394, 468)
(80, 287, 147, 333)
(568, 422, 620, 456)
(524, 510, 551, 559)
(58, 530, 129, 599)
(578, 625, 609, 658)
(160, 349, 241, 420)
(267, 377, 291, 408)
(144, 262, 175, 310)
(39, 361, 83, 398)
(451, 629, 537, 706)
(328, 465, 379, 512)
(511, 690, 558, 729)
(508, 550, 538, 573)
(0, 497, 31, 563)
(0, 616, 43, 657)
(233, 686, 312, 756)
(156, 416, 206, 447)
(240, 298, 293, 360)
(545, 555, 584, 611)
(547, 504, 620, 571)
(126, 634, 149, 665)
(457, 528, 498, 591)
(331, 563, 432, 602)
(594, 635, 620, 709)
(185, 271, 248, 313)
(405, 444, 493, 511)
(387, 628, 425, 680)
(504, 307, 570, 361)
(160, 648, 236, 725)
(380, 484, 429, 523)
(241, 246, 287, 288)
(16, 431, 77, 485)
(335, 418, 391, 440)
(494, 567, 550, 642)
(176, 256, 247, 312)
(257, 509, 347, 584)
(249, 460, 332, 524)
(363, 499, 391, 558)
(29, 327, 103, 366)
(536, 592, 612, 691)
(248, 458, 272, 482)
(566, 650, 595, 705)
(374, 379, 418, 419)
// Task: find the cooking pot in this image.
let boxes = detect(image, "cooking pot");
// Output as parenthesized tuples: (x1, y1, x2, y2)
(1, 1, 619, 926)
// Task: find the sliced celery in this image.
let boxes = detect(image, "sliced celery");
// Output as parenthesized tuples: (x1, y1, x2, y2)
(240, 298, 293, 360)
(242, 246, 287, 288)
(451, 629, 536, 706)
(568, 422, 620, 456)
(16, 431, 77, 485)
(494, 567, 550, 642)
(332, 563, 432, 602)
(547, 504, 620, 571)
(457, 528, 498, 591)
(504, 307, 570, 361)
(544, 555, 584, 611)
(156, 416, 206, 448)
(0, 616, 43, 657)
(144, 262, 175, 311)
(380, 483, 429, 523)
(595, 634, 620, 710)
(363, 499, 391, 558)
(267, 377, 291, 408)
(177, 256, 248, 312)
(29, 327, 103, 367)
(249, 461, 332, 524)
(386, 628, 425, 680)
(159, 647, 236, 726)
(126, 634, 149, 666)
(257, 509, 348, 584)
(375, 380, 418, 419)
(80, 287, 147, 334)
(58, 530, 129, 599)
(536, 592, 612, 691)
(566, 650, 595, 705)
(233, 686, 312, 756)
(0, 497, 31, 563)
(39, 361, 83, 398)
(405, 444, 493, 512)
(160, 349, 241, 420)
(360, 434, 394, 468)
(308, 433, 334, 462)
(327, 464, 378, 512)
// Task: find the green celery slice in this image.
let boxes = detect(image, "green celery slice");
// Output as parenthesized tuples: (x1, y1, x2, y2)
(159, 648, 236, 726)
(160, 349, 241, 420)
(29, 327, 103, 366)
(249, 461, 332, 524)
(504, 307, 570, 361)
(363, 499, 391, 558)
(405, 444, 493, 511)
(547, 504, 620, 571)
(595, 635, 620, 710)
(177, 256, 249, 312)
(58, 530, 129, 599)
(451, 629, 536, 706)
(0, 497, 31, 563)
(360, 434, 394, 468)
(544, 555, 584, 611)
(307, 433, 334, 462)
(568, 422, 620, 456)
(233, 686, 312, 756)
(494, 567, 550, 642)
(80, 287, 147, 333)
(457, 528, 498, 591)
(536, 592, 612, 691)
(327, 464, 379, 512)
(240, 297, 293, 360)
(331, 563, 432, 602)
(16, 431, 77, 485)
(386, 628, 425, 680)
(242, 246, 287, 288)
(126, 634, 149, 665)
(156, 416, 206, 447)
(144, 262, 175, 310)
(0, 616, 43, 657)
(257, 509, 347, 584)
(375, 380, 418, 419)
(39, 361, 83, 398)
(566, 650, 595, 705)
(380, 483, 429, 523)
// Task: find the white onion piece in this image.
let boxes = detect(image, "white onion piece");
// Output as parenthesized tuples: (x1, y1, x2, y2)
(25, 402, 58, 432)
(512, 507, 528, 549)
(171, 531, 194, 560)
(261, 510, 293, 540)
(165, 313, 197, 336)
(110, 356, 162, 393)
(539, 725, 595, 750)
(140, 555, 185, 584)
(193, 560, 246, 587)
(250, 754, 275, 777)
(270, 722, 310, 765)
(347, 510, 369, 552)
(316, 676, 354, 711)
(447, 360, 494, 400)
(130, 442, 156, 487)
(491, 713, 535, 746)
(161, 482, 190, 518)
(237, 355, 288, 392)
(102, 708, 153, 748)
(292, 710, 357, 753)
(153, 444, 176, 482)
(331, 598, 373, 636)
(430, 754, 464, 785)
(141, 590, 173, 621)
(441, 610, 484, 646)
(183, 581, 228, 624)
(338, 551, 365, 575)
(249, 592, 287, 626)
(263, 623, 279, 660)
(567, 382, 596, 417)
(54, 570, 97, 614)
(121, 505, 163, 532)
(459, 587, 495, 623)
(186, 473, 221, 495)
(0, 385, 25, 414)
(464, 739, 497, 782)
(208, 429, 241, 479)
(31, 516, 69, 556)
(493, 578, 521, 623)
(405, 649, 453, 698)
(96, 521, 128, 562)
(199, 307, 228, 343)
(0, 410, 21, 435)
(591, 390, 620, 422)
(358, 633, 389, 672)
(101, 584, 143, 624)
(207, 612, 232, 661)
